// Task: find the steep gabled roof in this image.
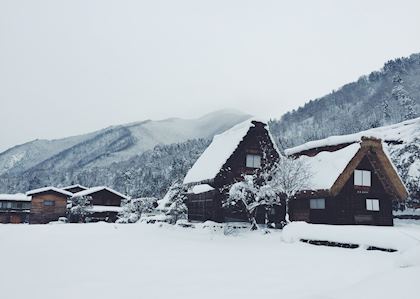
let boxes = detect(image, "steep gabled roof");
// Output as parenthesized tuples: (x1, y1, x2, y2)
(297, 143, 361, 190)
(26, 187, 73, 197)
(183, 118, 277, 184)
(72, 186, 129, 200)
(289, 137, 408, 201)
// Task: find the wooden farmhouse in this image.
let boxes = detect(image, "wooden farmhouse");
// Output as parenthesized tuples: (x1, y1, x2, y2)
(0, 193, 31, 223)
(183, 119, 283, 224)
(285, 136, 408, 226)
(26, 187, 73, 224)
(71, 186, 127, 222)
(62, 184, 88, 194)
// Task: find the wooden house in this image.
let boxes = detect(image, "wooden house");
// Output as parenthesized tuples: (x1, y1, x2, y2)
(26, 187, 73, 224)
(0, 193, 31, 223)
(62, 184, 88, 194)
(183, 119, 283, 224)
(285, 137, 408, 226)
(71, 186, 127, 222)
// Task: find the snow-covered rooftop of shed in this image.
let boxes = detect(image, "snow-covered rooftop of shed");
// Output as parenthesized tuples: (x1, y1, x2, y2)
(62, 184, 89, 192)
(183, 118, 269, 184)
(72, 186, 129, 199)
(26, 187, 73, 197)
(188, 184, 215, 194)
(298, 143, 361, 190)
(0, 193, 31, 202)
(286, 117, 420, 156)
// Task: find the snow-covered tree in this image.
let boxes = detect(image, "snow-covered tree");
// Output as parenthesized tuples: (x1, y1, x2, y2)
(382, 100, 392, 124)
(159, 181, 188, 223)
(227, 175, 279, 230)
(267, 156, 311, 222)
(392, 75, 417, 121)
(68, 195, 93, 223)
(117, 197, 158, 223)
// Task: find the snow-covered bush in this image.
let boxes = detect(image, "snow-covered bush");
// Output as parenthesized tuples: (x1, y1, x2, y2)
(67, 195, 93, 223)
(117, 197, 158, 223)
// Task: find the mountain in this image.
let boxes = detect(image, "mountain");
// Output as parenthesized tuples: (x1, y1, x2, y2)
(269, 53, 420, 150)
(0, 109, 250, 194)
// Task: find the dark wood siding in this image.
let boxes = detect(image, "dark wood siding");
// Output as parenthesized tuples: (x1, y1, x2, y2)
(89, 190, 122, 206)
(290, 153, 394, 226)
(29, 192, 68, 224)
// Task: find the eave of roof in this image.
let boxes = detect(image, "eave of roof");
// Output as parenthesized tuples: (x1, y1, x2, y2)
(72, 186, 129, 199)
(26, 187, 73, 197)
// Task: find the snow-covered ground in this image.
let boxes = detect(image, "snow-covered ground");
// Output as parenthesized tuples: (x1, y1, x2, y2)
(1, 222, 419, 299)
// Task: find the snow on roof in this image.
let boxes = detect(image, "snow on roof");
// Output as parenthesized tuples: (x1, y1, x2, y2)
(72, 186, 129, 199)
(183, 118, 270, 184)
(188, 184, 215, 194)
(87, 205, 123, 213)
(0, 193, 31, 202)
(26, 187, 73, 197)
(285, 117, 420, 155)
(298, 143, 361, 190)
(62, 184, 88, 191)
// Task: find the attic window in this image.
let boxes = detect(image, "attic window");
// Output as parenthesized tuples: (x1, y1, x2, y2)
(366, 199, 380, 211)
(354, 170, 371, 187)
(246, 154, 261, 168)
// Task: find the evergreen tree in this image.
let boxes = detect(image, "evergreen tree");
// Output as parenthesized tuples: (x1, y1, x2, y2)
(68, 195, 93, 223)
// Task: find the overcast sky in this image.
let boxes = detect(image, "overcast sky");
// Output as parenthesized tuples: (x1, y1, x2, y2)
(1, 0, 420, 152)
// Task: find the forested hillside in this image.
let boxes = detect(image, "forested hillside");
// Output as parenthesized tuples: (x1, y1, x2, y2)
(269, 53, 420, 150)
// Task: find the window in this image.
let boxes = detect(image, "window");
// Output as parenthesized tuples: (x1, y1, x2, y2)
(354, 170, 371, 187)
(43, 200, 55, 206)
(310, 198, 326, 209)
(246, 154, 261, 168)
(366, 199, 380, 211)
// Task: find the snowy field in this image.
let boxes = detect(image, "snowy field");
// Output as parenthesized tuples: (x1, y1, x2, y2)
(1, 221, 420, 299)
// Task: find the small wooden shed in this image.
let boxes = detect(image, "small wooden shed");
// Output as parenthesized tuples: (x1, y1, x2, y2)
(71, 186, 127, 222)
(26, 187, 73, 224)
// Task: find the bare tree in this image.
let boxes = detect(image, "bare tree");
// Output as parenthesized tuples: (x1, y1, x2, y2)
(267, 156, 311, 222)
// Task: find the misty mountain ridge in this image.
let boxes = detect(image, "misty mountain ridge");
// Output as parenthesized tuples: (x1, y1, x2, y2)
(0, 109, 250, 178)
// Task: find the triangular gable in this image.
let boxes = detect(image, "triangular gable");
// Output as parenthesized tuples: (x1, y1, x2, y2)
(330, 139, 408, 200)
(292, 137, 408, 201)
